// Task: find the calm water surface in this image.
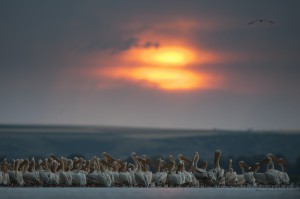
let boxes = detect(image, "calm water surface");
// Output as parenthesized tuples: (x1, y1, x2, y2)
(0, 187, 299, 199)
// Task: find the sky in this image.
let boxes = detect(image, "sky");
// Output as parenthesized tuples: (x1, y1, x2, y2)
(0, 0, 300, 130)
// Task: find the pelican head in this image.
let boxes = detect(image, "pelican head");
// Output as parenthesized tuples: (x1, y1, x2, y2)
(249, 162, 260, 172)
(178, 154, 192, 164)
(215, 150, 221, 158)
(102, 152, 116, 162)
(131, 152, 137, 157)
(200, 160, 208, 170)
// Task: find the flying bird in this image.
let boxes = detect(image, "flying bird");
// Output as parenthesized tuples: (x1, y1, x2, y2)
(248, 19, 275, 25)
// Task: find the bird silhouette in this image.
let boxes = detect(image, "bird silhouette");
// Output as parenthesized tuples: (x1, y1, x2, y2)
(248, 19, 275, 25)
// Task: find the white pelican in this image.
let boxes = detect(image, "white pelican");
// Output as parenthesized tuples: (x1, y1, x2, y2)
(135, 156, 149, 187)
(177, 154, 193, 186)
(176, 160, 186, 185)
(118, 162, 132, 186)
(58, 157, 72, 186)
(239, 161, 255, 186)
(110, 160, 122, 186)
(22, 159, 42, 186)
(209, 150, 225, 186)
(152, 157, 167, 187)
(224, 159, 238, 186)
(87, 158, 112, 187)
(48, 159, 60, 186)
(166, 155, 182, 187)
(38, 158, 51, 186)
(71, 158, 87, 186)
(1, 159, 10, 186)
(127, 163, 137, 186)
(86, 159, 109, 187)
(192, 151, 214, 186)
(141, 155, 153, 187)
(187, 154, 199, 187)
(267, 154, 290, 185)
(276, 157, 290, 185)
(131, 152, 148, 187)
(250, 162, 267, 186)
(8, 159, 23, 186)
(99, 158, 113, 187)
(86, 161, 98, 186)
(262, 156, 280, 186)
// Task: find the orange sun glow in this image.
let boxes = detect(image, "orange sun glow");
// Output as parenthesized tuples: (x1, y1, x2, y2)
(139, 47, 195, 66)
(91, 44, 218, 91)
(104, 67, 203, 90)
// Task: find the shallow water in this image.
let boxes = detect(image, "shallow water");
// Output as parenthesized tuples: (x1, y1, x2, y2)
(0, 187, 299, 199)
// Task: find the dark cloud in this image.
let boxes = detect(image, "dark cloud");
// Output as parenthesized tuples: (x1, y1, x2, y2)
(143, 42, 160, 49)
(81, 37, 139, 53)
(80, 38, 160, 53)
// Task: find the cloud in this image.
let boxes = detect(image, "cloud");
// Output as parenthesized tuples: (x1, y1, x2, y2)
(79, 37, 161, 54)
(142, 41, 160, 49)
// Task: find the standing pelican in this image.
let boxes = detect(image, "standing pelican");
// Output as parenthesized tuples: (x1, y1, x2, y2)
(22, 159, 42, 186)
(1, 159, 11, 186)
(118, 162, 132, 186)
(209, 150, 225, 186)
(127, 163, 137, 186)
(275, 157, 290, 185)
(187, 153, 199, 187)
(38, 158, 51, 186)
(177, 154, 193, 186)
(58, 157, 72, 186)
(88, 158, 112, 187)
(167, 155, 182, 187)
(262, 156, 280, 186)
(8, 159, 23, 186)
(193, 151, 214, 186)
(141, 155, 154, 187)
(86, 161, 98, 186)
(225, 159, 238, 186)
(239, 161, 255, 186)
(250, 162, 267, 186)
(267, 154, 290, 185)
(131, 152, 148, 187)
(152, 157, 167, 187)
(71, 158, 87, 186)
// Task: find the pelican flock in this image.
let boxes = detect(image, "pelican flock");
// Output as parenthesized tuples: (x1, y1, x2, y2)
(0, 151, 290, 187)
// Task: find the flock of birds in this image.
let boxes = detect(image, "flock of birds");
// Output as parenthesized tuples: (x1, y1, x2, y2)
(0, 150, 289, 188)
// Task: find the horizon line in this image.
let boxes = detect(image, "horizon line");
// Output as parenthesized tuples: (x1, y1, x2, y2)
(0, 123, 299, 133)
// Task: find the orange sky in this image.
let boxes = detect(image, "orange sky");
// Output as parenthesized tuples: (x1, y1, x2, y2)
(85, 22, 231, 91)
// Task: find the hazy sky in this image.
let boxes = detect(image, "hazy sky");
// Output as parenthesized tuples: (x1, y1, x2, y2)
(1, 0, 300, 130)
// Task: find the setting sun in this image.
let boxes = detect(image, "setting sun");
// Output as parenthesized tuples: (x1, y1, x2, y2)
(124, 47, 196, 67)
(148, 47, 195, 66)
(89, 44, 220, 91)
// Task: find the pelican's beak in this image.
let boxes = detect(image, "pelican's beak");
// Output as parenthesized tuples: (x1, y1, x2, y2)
(181, 155, 192, 164)
(102, 152, 116, 162)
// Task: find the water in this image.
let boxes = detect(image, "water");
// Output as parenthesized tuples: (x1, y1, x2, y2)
(0, 187, 299, 199)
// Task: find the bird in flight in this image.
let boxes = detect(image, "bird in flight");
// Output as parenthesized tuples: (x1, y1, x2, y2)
(248, 19, 275, 25)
